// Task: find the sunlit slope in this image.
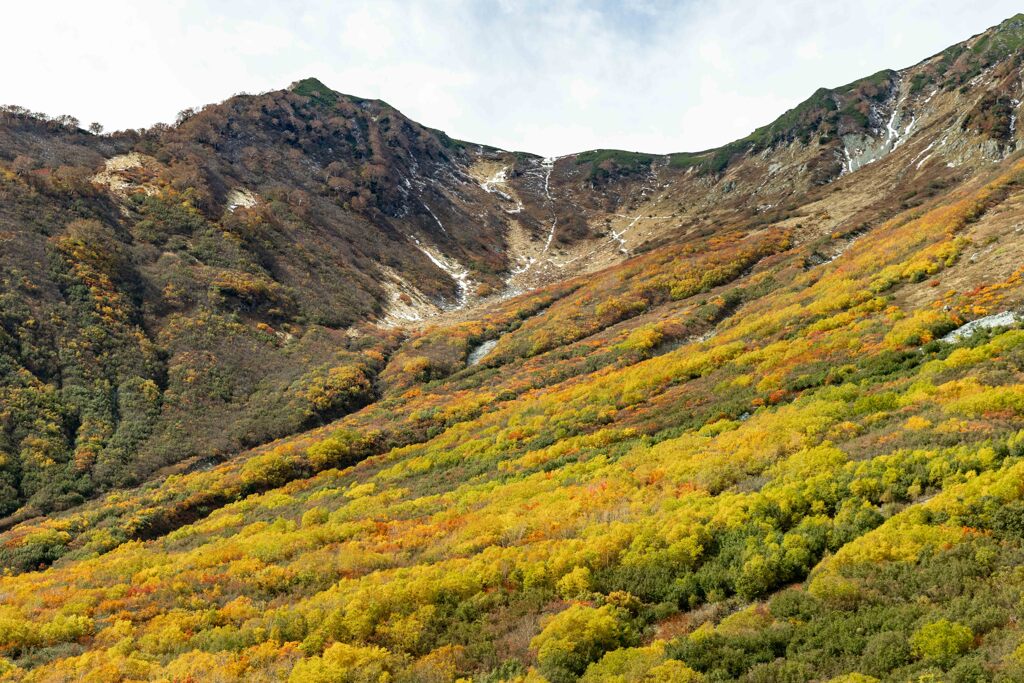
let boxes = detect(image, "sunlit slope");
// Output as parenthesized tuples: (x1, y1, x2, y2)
(4, 146, 1024, 680)
(5, 12, 1024, 536)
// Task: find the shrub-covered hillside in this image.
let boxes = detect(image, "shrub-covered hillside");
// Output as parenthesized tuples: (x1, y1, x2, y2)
(0, 78, 547, 525)
(4, 124, 1024, 681)
(5, 13, 1024, 683)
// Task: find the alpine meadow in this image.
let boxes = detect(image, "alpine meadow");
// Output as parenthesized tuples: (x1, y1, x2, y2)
(7, 9, 1024, 683)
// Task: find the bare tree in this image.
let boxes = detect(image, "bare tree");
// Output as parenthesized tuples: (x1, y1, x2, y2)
(11, 155, 37, 174)
(55, 114, 80, 129)
(175, 108, 196, 126)
(88, 122, 104, 135)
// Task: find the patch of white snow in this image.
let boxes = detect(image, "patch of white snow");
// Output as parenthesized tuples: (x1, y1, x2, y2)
(541, 157, 555, 201)
(414, 241, 473, 308)
(422, 203, 448, 234)
(941, 311, 1022, 343)
(467, 339, 498, 366)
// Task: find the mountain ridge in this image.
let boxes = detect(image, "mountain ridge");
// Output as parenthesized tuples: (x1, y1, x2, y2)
(1, 5, 1022, 534)
(2, 14, 1024, 682)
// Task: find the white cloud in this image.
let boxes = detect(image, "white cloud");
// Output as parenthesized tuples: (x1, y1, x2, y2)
(2, 0, 1022, 155)
(338, 6, 396, 59)
(796, 40, 822, 61)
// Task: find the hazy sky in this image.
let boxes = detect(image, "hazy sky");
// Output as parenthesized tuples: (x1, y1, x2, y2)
(6, 1, 1022, 156)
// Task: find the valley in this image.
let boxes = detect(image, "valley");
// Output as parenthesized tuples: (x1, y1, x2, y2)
(2, 13, 1024, 683)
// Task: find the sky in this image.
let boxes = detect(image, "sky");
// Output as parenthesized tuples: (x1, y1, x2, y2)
(5, 1, 1023, 156)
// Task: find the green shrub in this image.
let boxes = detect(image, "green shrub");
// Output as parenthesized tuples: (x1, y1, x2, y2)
(911, 619, 973, 669)
(531, 604, 634, 683)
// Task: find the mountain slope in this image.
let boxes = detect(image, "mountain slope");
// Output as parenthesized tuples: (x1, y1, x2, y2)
(3, 14, 1024, 683)
(4, 14, 1024, 525)
(0, 78, 574, 524)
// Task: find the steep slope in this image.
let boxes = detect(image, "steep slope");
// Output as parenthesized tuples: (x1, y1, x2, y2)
(0, 79, 585, 524)
(493, 13, 1024, 291)
(4, 14, 1024, 527)
(3, 13, 1024, 683)
(6, 127, 1024, 682)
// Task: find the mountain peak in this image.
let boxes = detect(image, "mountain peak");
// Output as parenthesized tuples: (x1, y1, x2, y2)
(287, 76, 340, 105)
(995, 12, 1024, 30)
(958, 12, 1024, 66)
(288, 76, 331, 92)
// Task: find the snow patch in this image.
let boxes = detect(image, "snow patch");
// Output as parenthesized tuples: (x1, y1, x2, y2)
(842, 78, 916, 173)
(893, 116, 916, 150)
(480, 166, 509, 194)
(542, 218, 558, 254)
(1011, 99, 1020, 142)
(467, 339, 498, 366)
(470, 160, 524, 212)
(910, 140, 937, 169)
(541, 156, 556, 201)
(841, 146, 854, 176)
(610, 215, 642, 255)
(413, 239, 474, 308)
(422, 203, 448, 235)
(941, 311, 1022, 343)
